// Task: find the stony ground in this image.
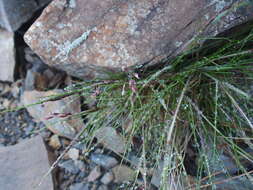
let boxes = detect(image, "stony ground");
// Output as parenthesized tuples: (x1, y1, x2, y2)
(0, 44, 153, 189)
(0, 64, 145, 190)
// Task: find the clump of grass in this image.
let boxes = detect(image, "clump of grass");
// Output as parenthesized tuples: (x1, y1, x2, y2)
(66, 27, 253, 189)
(4, 25, 253, 190)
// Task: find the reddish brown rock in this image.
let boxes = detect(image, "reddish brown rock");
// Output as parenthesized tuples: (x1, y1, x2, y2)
(24, 0, 253, 79)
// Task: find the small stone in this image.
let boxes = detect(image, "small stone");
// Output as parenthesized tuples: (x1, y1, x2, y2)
(0, 29, 15, 82)
(91, 184, 98, 190)
(101, 172, 114, 185)
(24, 124, 35, 136)
(0, 82, 11, 94)
(87, 166, 102, 182)
(98, 185, 109, 190)
(58, 160, 80, 174)
(128, 154, 141, 167)
(74, 160, 86, 172)
(94, 148, 103, 154)
(122, 116, 133, 133)
(0, 136, 54, 190)
(211, 174, 253, 190)
(205, 142, 238, 175)
(2, 99, 11, 109)
(10, 80, 22, 98)
(151, 161, 163, 188)
(49, 135, 61, 149)
(150, 161, 182, 188)
(24, 60, 67, 91)
(68, 148, 79, 161)
(112, 165, 136, 183)
(91, 153, 118, 169)
(40, 130, 52, 139)
(95, 127, 126, 154)
(62, 139, 70, 146)
(69, 183, 89, 190)
(22, 90, 85, 139)
(73, 142, 86, 152)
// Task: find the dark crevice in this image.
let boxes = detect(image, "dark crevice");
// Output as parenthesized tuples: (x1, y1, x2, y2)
(14, 6, 47, 81)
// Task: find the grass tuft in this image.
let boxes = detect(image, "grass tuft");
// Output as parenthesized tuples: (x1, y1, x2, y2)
(3, 24, 253, 190)
(70, 28, 253, 189)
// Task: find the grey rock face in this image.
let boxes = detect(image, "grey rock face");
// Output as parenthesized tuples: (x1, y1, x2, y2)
(24, 0, 253, 79)
(0, 0, 51, 31)
(0, 136, 54, 190)
(0, 29, 15, 82)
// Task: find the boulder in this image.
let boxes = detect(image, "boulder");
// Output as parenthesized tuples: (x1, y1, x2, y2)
(24, 0, 253, 79)
(0, 29, 15, 82)
(0, 0, 51, 31)
(0, 136, 54, 190)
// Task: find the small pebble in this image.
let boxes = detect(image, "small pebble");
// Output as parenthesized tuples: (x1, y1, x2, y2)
(58, 160, 80, 174)
(49, 134, 61, 149)
(87, 166, 102, 182)
(69, 182, 89, 190)
(98, 185, 109, 190)
(74, 160, 86, 172)
(101, 172, 114, 185)
(91, 153, 118, 169)
(112, 165, 136, 183)
(68, 148, 79, 160)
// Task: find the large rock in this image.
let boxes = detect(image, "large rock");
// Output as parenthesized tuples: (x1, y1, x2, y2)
(24, 0, 253, 79)
(0, 136, 54, 190)
(0, 29, 15, 82)
(22, 89, 84, 139)
(0, 0, 51, 31)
